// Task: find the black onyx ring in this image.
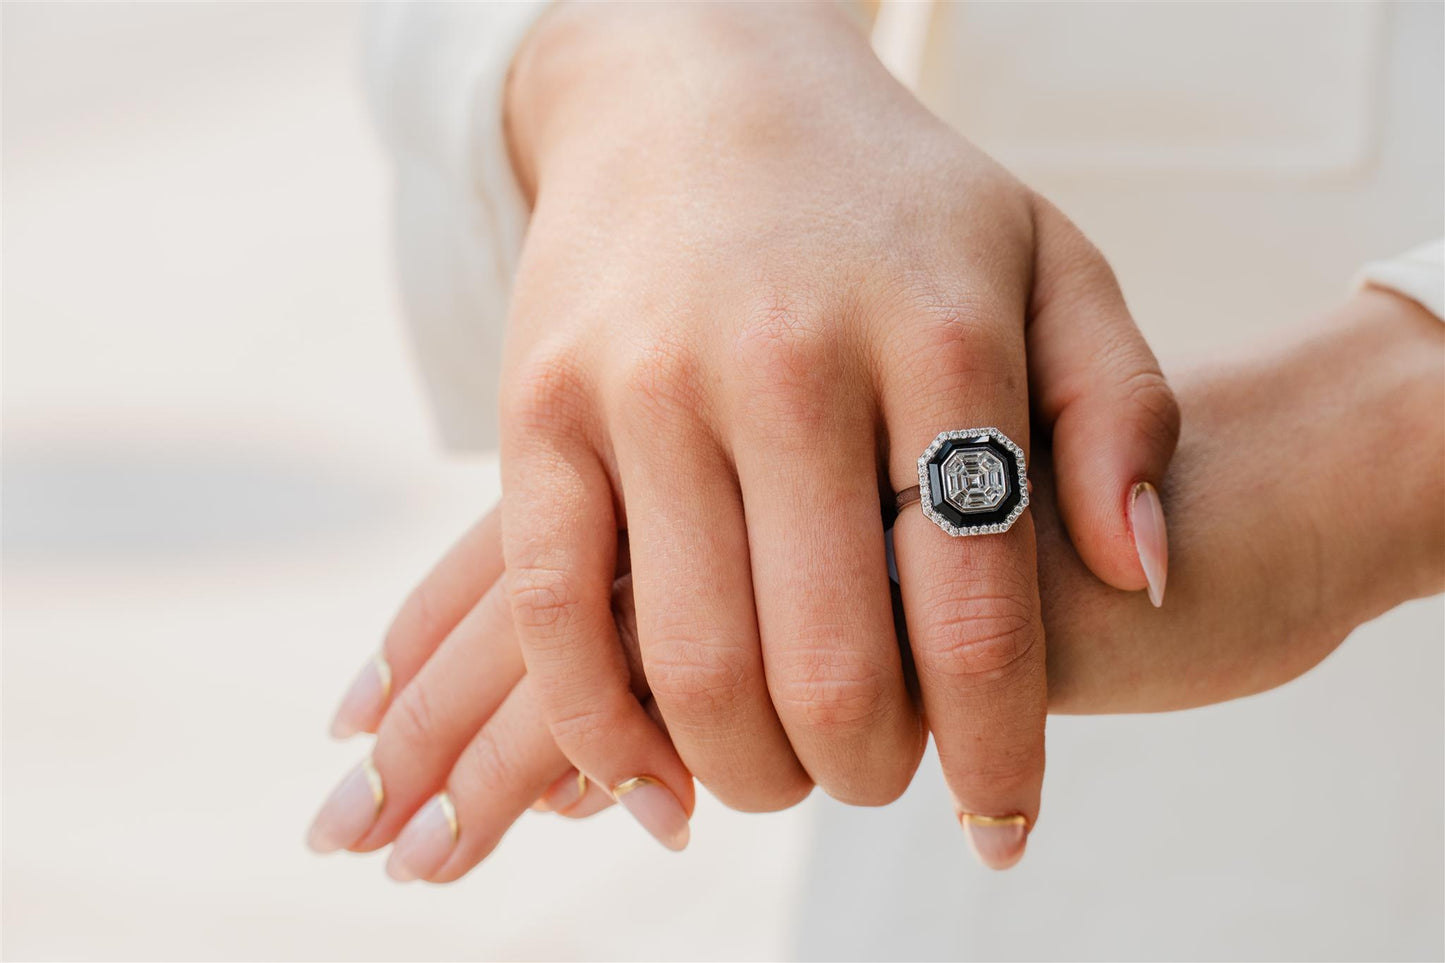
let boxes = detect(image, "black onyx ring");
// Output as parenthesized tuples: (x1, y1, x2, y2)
(892, 427, 1030, 536)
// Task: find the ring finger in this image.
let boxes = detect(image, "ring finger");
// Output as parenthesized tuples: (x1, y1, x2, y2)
(881, 288, 1047, 870)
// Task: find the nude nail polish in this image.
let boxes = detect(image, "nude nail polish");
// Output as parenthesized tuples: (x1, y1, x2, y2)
(306, 758, 384, 854)
(612, 776, 690, 852)
(386, 792, 459, 882)
(961, 813, 1028, 870)
(329, 654, 392, 739)
(539, 770, 588, 814)
(1130, 481, 1169, 607)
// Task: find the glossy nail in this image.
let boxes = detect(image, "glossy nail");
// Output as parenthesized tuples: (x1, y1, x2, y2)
(539, 770, 588, 814)
(329, 654, 392, 739)
(306, 758, 384, 854)
(386, 792, 459, 882)
(1130, 481, 1169, 607)
(961, 813, 1028, 870)
(612, 776, 689, 852)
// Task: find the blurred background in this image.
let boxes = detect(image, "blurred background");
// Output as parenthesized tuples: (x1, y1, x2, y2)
(2, 3, 1441, 961)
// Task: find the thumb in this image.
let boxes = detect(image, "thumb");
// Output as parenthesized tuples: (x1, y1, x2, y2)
(1026, 196, 1180, 605)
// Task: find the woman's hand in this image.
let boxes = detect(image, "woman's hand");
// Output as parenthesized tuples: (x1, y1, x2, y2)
(308, 288, 1443, 882)
(487, 2, 1177, 862)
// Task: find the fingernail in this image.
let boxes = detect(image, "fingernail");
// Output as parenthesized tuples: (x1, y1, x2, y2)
(612, 776, 689, 852)
(329, 654, 392, 739)
(540, 770, 588, 814)
(961, 813, 1029, 870)
(1130, 481, 1169, 607)
(306, 757, 384, 854)
(386, 792, 459, 882)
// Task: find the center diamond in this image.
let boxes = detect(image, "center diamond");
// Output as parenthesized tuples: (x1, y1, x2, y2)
(941, 447, 1009, 514)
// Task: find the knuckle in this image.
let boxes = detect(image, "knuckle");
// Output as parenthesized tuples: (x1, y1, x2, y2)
(733, 298, 838, 428)
(507, 565, 583, 635)
(892, 295, 1020, 399)
(644, 641, 753, 718)
(501, 349, 588, 434)
(458, 726, 520, 792)
(388, 681, 438, 746)
(547, 701, 616, 753)
(770, 634, 893, 735)
(615, 337, 707, 430)
(917, 587, 1039, 685)
(1119, 368, 1182, 456)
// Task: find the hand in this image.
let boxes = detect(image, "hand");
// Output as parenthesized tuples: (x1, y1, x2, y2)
(307, 288, 1442, 882)
(488, 2, 1177, 862)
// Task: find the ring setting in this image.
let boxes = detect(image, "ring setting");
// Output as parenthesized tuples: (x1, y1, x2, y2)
(908, 427, 1029, 536)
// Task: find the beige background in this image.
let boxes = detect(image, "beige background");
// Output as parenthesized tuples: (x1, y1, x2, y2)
(3, 3, 1441, 961)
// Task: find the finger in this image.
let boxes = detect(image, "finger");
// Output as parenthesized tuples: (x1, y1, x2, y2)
(501, 365, 695, 851)
(306, 580, 524, 854)
(610, 353, 811, 811)
(539, 697, 671, 819)
(384, 676, 593, 883)
(880, 283, 1047, 870)
(1026, 195, 1181, 605)
(728, 314, 923, 805)
(329, 506, 503, 738)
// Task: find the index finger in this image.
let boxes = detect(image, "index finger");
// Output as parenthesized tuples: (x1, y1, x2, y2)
(329, 506, 503, 738)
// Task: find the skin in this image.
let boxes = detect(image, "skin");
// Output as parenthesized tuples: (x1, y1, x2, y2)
(491, 0, 1179, 856)
(323, 287, 1444, 882)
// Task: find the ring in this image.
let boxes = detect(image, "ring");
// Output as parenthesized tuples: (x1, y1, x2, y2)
(893, 427, 1029, 536)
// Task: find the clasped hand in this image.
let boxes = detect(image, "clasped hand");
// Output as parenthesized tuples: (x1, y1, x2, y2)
(310, 3, 1185, 878)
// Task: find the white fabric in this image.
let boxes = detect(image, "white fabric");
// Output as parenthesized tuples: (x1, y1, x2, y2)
(1359, 239, 1445, 319)
(364, 3, 1445, 959)
(364, 1, 549, 450)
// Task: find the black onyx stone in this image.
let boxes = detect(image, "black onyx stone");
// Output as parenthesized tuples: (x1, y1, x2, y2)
(924, 436, 1022, 529)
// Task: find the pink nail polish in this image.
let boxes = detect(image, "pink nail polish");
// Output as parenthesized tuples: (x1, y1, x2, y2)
(329, 655, 392, 739)
(1130, 482, 1169, 607)
(961, 813, 1028, 870)
(386, 793, 459, 883)
(613, 776, 689, 852)
(306, 758, 384, 854)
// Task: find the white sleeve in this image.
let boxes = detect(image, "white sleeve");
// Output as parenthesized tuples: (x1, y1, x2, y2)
(363, 1, 552, 452)
(1358, 240, 1445, 321)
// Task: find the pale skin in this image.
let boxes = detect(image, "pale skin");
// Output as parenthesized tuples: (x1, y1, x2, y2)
(482, 1, 1183, 867)
(311, 288, 1444, 883)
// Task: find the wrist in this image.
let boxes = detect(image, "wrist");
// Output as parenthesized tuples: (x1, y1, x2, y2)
(1304, 288, 1444, 627)
(504, 2, 887, 202)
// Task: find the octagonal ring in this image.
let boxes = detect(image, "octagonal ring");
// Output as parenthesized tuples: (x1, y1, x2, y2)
(905, 427, 1029, 536)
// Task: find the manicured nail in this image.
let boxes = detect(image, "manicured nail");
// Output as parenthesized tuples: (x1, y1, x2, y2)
(539, 770, 588, 814)
(1130, 481, 1169, 607)
(612, 776, 689, 852)
(329, 654, 392, 739)
(961, 813, 1028, 870)
(306, 758, 384, 854)
(386, 792, 459, 883)
(559, 785, 616, 819)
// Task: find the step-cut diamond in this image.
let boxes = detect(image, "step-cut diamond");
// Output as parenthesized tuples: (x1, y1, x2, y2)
(941, 447, 1009, 514)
